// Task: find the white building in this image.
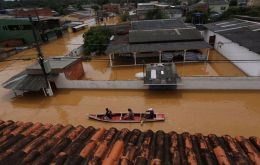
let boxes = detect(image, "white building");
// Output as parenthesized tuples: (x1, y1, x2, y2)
(203, 18, 260, 76)
(208, 0, 229, 14)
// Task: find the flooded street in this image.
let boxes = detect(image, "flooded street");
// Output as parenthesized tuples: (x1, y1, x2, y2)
(0, 89, 260, 137)
(82, 50, 246, 80)
(0, 29, 259, 137)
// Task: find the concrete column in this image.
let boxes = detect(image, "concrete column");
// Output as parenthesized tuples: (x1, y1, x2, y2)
(109, 53, 113, 67)
(159, 51, 162, 63)
(184, 50, 187, 62)
(207, 48, 210, 61)
(133, 52, 137, 65)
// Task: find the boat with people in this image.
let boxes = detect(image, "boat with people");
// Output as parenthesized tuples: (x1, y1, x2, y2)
(88, 112, 165, 123)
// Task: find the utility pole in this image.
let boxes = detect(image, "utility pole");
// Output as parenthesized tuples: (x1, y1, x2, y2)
(28, 15, 50, 96)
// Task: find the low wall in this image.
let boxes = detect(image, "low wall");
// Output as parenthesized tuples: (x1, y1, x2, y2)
(55, 74, 260, 90)
(55, 74, 147, 89)
(179, 77, 260, 90)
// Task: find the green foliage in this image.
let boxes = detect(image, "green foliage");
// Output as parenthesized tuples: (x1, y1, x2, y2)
(145, 8, 169, 20)
(229, 0, 237, 6)
(91, 5, 100, 12)
(83, 26, 112, 56)
(218, 6, 260, 20)
(120, 12, 129, 22)
(185, 9, 210, 23)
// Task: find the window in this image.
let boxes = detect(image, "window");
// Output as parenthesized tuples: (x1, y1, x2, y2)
(7, 25, 20, 31)
(1, 26, 8, 31)
(221, 6, 226, 10)
(19, 25, 32, 30)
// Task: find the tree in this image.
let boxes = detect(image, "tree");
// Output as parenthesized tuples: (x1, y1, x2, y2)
(145, 8, 169, 20)
(83, 26, 112, 56)
(91, 5, 100, 12)
(120, 12, 130, 22)
(229, 0, 237, 6)
(218, 6, 260, 20)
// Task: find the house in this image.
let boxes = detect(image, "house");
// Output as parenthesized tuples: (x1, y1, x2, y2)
(11, 8, 55, 18)
(248, 0, 260, 6)
(106, 19, 212, 66)
(2, 57, 84, 95)
(188, 1, 209, 12)
(136, 2, 184, 20)
(202, 18, 260, 76)
(102, 3, 121, 14)
(0, 16, 63, 47)
(0, 120, 258, 165)
(65, 5, 78, 13)
(62, 11, 96, 31)
(189, 0, 228, 14)
(208, 0, 229, 14)
(81, 5, 96, 16)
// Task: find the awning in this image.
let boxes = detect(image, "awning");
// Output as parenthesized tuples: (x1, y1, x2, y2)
(106, 41, 212, 54)
(2, 71, 58, 91)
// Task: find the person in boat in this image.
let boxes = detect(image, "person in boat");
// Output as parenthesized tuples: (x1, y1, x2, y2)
(122, 108, 134, 120)
(104, 108, 112, 120)
(145, 108, 156, 119)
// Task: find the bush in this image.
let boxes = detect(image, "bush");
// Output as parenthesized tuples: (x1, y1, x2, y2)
(218, 6, 260, 20)
(83, 26, 112, 56)
(120, 12, 130, 22)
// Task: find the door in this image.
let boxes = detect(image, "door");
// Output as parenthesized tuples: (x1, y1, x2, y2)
(209, 35, 216, 47)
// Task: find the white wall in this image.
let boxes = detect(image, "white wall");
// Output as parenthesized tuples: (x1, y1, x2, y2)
(84, 18, 96, 27)
(55, 74, 260, 90)
(203, 30, 260, 76)
(209, 4, 229, 14)
(178, 77, 260, 90)
(55, 73, 148, 89)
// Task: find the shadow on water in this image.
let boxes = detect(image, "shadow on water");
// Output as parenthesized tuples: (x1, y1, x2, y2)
(144, 89, 183, 99)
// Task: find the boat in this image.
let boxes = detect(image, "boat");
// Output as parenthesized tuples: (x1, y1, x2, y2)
(88, 113, 165, 123)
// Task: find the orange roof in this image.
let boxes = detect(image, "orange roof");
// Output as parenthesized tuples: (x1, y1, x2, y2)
(0, 120, 259, 164)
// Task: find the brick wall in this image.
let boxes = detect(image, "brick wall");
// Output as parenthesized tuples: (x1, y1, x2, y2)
(14, 8, 53, 18)
(0, 39, 24, 47)
(64, 61, 84, 80)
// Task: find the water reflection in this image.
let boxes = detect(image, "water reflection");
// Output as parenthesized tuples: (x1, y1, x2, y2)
(82, 50, 246, 80)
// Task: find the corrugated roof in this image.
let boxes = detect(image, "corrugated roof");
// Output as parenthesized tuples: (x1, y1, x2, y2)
(204, 19, 260, 54)
(106, 40, 212, 54)
(129, 29, 203, 43)
(209, 0, 229, 5)
(0, 120, 259, 164)
(26, 57, 80, 74)
(131, 19, 187, 30)
(2, 71, 57, 91)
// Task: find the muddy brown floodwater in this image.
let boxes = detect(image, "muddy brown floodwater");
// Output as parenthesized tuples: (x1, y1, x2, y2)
(0, 89, 260, 137)
(82, 50, 246, 80)
(0, 30, 259, 137)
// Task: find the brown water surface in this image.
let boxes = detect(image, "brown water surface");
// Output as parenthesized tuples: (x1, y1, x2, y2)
(0, 29, 258, 137)
(82, 50, 246, 80)
(0, 89, 259, 137)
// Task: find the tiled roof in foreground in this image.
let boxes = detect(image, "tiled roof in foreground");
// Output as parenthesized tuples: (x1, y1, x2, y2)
(0, 120, 259, 165)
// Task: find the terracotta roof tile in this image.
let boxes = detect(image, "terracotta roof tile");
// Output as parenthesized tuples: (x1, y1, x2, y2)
(0, 120, 259, 165)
